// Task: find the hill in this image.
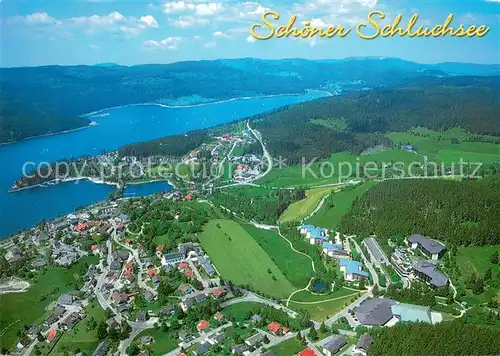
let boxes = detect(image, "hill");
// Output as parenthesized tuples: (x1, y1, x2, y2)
(252, 76, 500, 164)
(1, 58, 498, 144)
(339, 174, 500, 247)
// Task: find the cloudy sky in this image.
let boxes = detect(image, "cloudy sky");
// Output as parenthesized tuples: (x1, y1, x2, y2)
(1, 0, 499, 67)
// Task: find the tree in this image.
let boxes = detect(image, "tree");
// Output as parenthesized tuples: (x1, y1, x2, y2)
(490, 252, 499, 264)
(97, 321, 108, 340)
(319, 322, 327, 334)
(308, 326, 318, 341)
(359, 278, 365, 290)
(484, 268, 492, 282)
(126, 344, 140, 356)
(473, 277, 484, 295)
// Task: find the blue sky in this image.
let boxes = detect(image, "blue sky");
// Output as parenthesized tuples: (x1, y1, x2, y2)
(1, 0, 499, 67)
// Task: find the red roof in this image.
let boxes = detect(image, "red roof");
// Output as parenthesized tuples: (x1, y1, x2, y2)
(268, 322, 281, 334)
(156, 245, 165, 252)
(47, 329, 57, 342)
(282, 327, 289, 334)
(185, 194, 193, 201)
(212, 288, 225, 297)
(91, 244, 98, 250)
(124, 263, 133, 271)
(197, 320, 210, 332)
(147, 268, 157, 277)
(74, 222, 89, 232)
(299, 349, 316, 356)
(117, 223, 124, 229)
(178, 262, 189, 270)
(184, 270, 195, 279)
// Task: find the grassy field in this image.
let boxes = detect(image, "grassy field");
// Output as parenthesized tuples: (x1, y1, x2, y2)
(241, 223, 314, 288)
(306, 181, 378, 230)
(288, 294, 359, 322)
(268, 337, 305, 356)
(0, 255, 98, 351)
(288, 287, 357, 303)
(50, 301, 106, 355)
(199, 219, 296, 298)
(279, 186, 337, 224)
(223, 302, 268, 322)
(132, 329, 178, 355)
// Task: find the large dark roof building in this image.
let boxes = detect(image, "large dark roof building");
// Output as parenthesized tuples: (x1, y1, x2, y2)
(413, 261, 449, 288)
(354, 298, 396, 326)
(408, 234, 446, 260)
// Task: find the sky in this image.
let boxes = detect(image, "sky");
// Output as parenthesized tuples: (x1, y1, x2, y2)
(1, 0, 499, 67)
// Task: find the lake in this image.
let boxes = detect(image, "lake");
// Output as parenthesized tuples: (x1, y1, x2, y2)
(0, 91, 328, 238)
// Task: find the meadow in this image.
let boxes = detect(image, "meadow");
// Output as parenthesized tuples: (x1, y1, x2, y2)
(241, 223, 314, 288)
(306, 181, 378, 230)
(198, 219, 296, 298)
(279, 186, 338, 224)
(0, 255, 98, 351)
(132, 329, 178, 355)
(268, 338, 304, 356)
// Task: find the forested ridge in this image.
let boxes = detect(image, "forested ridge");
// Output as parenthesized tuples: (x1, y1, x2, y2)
(368, 320, 500, 356)
(339, 174, 500, 246)
(1, 58, 498, 144)
(253, 76, 500, 164)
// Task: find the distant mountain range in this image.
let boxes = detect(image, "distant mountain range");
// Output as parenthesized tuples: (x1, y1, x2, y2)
(1, 57, 499, 144)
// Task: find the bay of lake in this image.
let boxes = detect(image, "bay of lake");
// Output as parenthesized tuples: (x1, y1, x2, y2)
(0, 91, 328, 238)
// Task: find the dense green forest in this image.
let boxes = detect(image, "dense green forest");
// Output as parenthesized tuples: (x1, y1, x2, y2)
(118, 130, 209, 158)
(368, 320, 500, 356)
(339, 174, 500, 246)
(1, 58, 498, 143)
(210, 188, 306, 225)
(253, 76, 500, 164)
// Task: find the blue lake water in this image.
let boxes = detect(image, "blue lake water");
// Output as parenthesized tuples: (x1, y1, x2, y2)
(0, 92, 328, 238)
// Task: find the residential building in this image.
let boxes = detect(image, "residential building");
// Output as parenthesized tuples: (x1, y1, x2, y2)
(231, 344, 249, 355)
(193, 342, 211, 356)
(197, 320, 210, 332)
(299, 349, 316, 356)
(363, 238, 388, 265)
(321, 335, 347, 356)
(407, 234, 446, 260)
(57, 293, 75, 306)
(198, 255, 216, 276)
(245, 333, 265, 347)
(208, 333, 225, 345)
(162, 252, 184, 265)
(412, 261, 449, 288)
(92, 340, 109, 356)
(339, 259, 369, 281)
(354, 298, 397, 326)
(353, 334, 373, 356)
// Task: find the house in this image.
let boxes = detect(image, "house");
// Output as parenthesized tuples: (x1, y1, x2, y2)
(208, 333, 225, 345)
(111, 291, 129, 304)
(17, 337, 31, 350)
(162, 252, 184, 265)
(145, 291, 156, 303)
(251, 314, 261, 323)
(118, 214, 130, 223)
(198, 255, 216, 276)
(146, 268, 157, 278)
(193, 342, 210, 356)
(178, 283, 194, 295)
(214, 312, 224, 322)
(231, 344, 249, 355)
(57, 293, 75, 306)
(268, 322, 281, 335)
(136, 311, 148, 322)
(354, 298, 397, 326)
(339, 259, 369, 281)
(322, 242, 345, 258)
(27, 326, 41, 340)
(31, 259, 47, 268)
(212, 288, 226, 299)
(299, 225, 329, 244)
(61, 312, 81, 330)
(47, 329, 57, 343)
(197, 320, 210, 332)
(353, 334, 373, 356)
(151, 275, 160, 287)
(160, 304, 175, 316)
(140, 335, 154, 345)
(412, 261, 449, 288)
(299, 349, 316, 356)
(178, 330, 194, 343)
(407, 234, 446, 260)
(5, 248, 22, 263)
(391, 303, 433, 324)
(321, 335, 347, 356)
(245, 333, 265, 347)
(92, 340, 109, 356)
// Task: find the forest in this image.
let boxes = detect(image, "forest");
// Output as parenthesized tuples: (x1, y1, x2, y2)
(339, 174, 500, 247)
(1, 58, 498, 144)
(252, 76, 500, 164)
(368, 320, 500, 356)
(210, 188, 306, 225)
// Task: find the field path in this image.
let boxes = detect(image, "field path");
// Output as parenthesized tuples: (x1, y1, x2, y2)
(286, 291, 360, 305)
(276, 227, 316, 273)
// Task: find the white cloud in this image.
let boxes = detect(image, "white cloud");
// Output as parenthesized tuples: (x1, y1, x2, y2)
(248, 4, 270, 15)
(140, 15, 159, 28)
(204, 41, 217, 48)
(168, 16, 209, 28)
(484, 0, 500, 2)
(246, 35, 256, 43)
(304, 18, 329, 28)
(89, 44, 101, 50)
(163, 1, 224, 16)
(195, 3, 224, 16)
(213, 30, 232, 39)
(24, 12, 58, 25)
(144, 36, 182, 50)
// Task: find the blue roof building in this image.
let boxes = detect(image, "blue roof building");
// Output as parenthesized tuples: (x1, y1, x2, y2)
(339, 259, 370, 281)
(391, 303, 432, 323)
(322, 242, 342, 251)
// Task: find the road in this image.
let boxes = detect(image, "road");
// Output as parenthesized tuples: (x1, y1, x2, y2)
(324, 289, 372, 327)
(246, 120, 273, 180)
(220, 290, 298, 318)
(349, 237, 380, 287)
